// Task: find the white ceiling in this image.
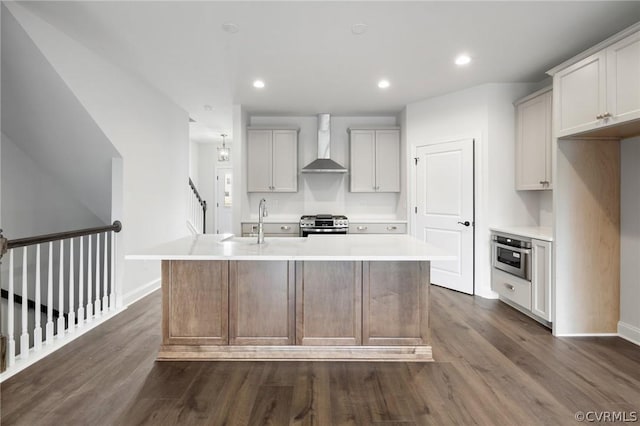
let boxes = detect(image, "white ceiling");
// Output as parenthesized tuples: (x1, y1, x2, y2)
(19, 1, 640, 142)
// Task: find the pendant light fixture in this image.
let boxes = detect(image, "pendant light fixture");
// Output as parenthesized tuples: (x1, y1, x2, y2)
(217, 133, 230, 162)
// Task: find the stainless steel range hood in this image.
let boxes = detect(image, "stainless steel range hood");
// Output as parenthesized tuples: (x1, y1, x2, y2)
(301, 114, 348, 173)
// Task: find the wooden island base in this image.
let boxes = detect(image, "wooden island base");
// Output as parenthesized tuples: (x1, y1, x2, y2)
(161, 259, 432, 362)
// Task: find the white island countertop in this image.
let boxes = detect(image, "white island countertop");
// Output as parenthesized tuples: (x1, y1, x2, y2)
(127, 234, 455, 261)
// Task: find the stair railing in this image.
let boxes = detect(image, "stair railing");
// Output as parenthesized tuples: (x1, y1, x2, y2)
(188, 178, 207, 234)
(0, 221, 122, 376)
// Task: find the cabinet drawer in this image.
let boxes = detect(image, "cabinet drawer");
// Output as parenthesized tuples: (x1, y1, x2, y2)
(349, 223, 407, 234)
(491, 268, 532, 310)
(241, 222, 299, 236)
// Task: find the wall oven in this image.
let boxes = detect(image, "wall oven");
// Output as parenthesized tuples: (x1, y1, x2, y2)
(299, 214, 348, 237)
(491, 234, 531, 280)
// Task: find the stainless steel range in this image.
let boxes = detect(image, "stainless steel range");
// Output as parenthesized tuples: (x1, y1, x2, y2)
(299, 214, 349, 237)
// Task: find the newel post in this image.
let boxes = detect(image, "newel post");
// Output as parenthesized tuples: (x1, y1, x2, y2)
(0, 229, 8, 373)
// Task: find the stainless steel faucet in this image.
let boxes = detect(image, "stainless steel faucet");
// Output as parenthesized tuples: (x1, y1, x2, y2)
(257, 198, 268, 244)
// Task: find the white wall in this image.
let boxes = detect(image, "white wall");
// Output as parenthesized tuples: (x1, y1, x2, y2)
(243, 115, 403, 222)
(620, 136, 640, 344)
(189, 141, 199, 186)
(1, 133, 104, 239)
(6, 3, 190, 305)
(405, 83, 544, 298)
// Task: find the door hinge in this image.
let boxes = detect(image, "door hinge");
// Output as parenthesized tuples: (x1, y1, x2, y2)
(216, 175, 219, 181)
(216, 202, 219, 208)
(414, 206, 418, 214)
(414, 157, 419, 165)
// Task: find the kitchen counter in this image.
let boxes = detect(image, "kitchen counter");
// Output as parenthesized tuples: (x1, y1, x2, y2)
(130, 234, 452, 362)
(127, 233, 453, 261)
(489, 226, 553, 242)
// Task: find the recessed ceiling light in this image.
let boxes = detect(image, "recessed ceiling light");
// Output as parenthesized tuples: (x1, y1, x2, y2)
(377, 79, 390, 89)
(253, 80, 265, 89)
(351, 23, 368, 35)
(455, 54, 472, 66)
(222, 22, 239, 33)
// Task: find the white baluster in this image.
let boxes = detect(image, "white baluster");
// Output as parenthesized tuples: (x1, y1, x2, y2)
(34, 244, 42, 351)
(109, 231, 115, 310)
(95, 233, 101, 315)
(20, 247, 30, 358)
(8, 250, 16, 366)
(68, 238, 75, 332)
(102, 232, 108, 313)
(57, 240, 65, 336)
(87, 235, 93, 320)
(78, 236, 85, 323)
(46, 242, 54, 342)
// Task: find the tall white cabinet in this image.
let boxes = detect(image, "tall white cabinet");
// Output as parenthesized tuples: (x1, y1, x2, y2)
(349, 128, 400, 193)
(515, 87, 553, 190)
(247, 129, 298, 193)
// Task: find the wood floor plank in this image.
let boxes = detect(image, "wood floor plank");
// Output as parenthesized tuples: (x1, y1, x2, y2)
(2, 285, 639, 426)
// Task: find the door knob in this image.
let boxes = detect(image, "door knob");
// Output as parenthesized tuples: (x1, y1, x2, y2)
(457, 221, 471, 227)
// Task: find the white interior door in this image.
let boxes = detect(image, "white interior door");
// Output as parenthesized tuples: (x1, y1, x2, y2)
(414, 139, 474, 294)
(215, 167, 233, 234)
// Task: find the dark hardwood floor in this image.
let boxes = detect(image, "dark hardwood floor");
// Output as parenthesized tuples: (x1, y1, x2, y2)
(1, 285, 639, 425)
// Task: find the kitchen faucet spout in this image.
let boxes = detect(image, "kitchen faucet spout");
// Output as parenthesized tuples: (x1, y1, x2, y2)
(258, 198, 268, 244)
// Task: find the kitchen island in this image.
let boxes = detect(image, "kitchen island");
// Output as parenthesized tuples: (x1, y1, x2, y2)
(128, 234, 453, 361)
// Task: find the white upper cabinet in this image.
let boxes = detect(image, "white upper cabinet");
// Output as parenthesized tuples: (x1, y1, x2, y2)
(553, 28, 640, 138)
(247, 129, 298, 193)
(515, 87, 553, 190)
(606, 31, 640, 125)
(349, 128, 400, 193)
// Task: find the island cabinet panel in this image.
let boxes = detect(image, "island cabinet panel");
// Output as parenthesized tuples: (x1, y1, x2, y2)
(363, 261, 430, 346)
(229, 261, 295, 345)
(162, 260, 228, 345)
(295, 261, 362, 345)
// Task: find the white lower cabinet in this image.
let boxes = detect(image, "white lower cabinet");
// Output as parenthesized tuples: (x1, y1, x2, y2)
(491, 237, 552, 325)
(531, 238, 552, 321)
(491, 268, 532, 311)
(349, 222, 407, 234)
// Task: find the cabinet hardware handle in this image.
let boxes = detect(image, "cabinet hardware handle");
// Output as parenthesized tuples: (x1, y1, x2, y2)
(539, 180, 546, 185)
(596, 114, 603, 119)
(252, 225, 258, 231)
(386, 226, 397, 231)
(281, 226, 291, 231)
(357, 226, 368, 231)
(603, 112, 612, 118)
(504, 283, 515, 292)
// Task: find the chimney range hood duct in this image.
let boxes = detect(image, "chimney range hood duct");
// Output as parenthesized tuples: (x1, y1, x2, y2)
(301, 114, 348, 173)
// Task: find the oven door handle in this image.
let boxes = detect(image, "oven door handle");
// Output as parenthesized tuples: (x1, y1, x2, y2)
(492, 242, 531, 254)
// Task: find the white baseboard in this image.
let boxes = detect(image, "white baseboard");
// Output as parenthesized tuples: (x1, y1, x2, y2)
(554, 332, 619, 337)
(618, 321, 640, 346)
(123, 278, 161, 307)
(475, 288, 499, 299)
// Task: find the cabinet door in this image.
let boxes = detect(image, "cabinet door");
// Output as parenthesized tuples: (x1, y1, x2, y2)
(607, 31, 640, 125)
(295, 261, 362, 345)
(375, 130, 400, 192)
(272, 130, 298, 192)
(163, 260, 228, 345)
(531, 239, 552, 321)
(247, 130, 273, 192)
(516, 90, 552, 190)
(350, 130, 376, 192)
(363, 261, 429, 345)
(555, 52, 606, 138)
(229, 261, 295, 345)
